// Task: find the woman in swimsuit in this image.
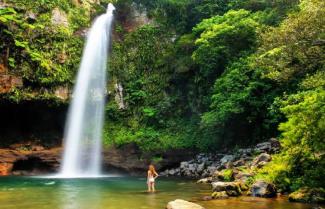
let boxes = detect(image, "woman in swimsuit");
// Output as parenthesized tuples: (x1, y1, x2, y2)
(147, 164, 159, 192)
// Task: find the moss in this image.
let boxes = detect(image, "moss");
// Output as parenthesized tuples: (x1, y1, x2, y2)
(212, 191, 229, 199)
(0, 1, 107, 102)
(221, 169, 234, 182)
(289, 188, 325, 203)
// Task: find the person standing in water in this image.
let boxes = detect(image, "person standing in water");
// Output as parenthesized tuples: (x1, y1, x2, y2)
(147, 164, 159, 192)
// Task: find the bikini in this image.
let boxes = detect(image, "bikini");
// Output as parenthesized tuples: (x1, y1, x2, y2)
(148, 172, 155, 183)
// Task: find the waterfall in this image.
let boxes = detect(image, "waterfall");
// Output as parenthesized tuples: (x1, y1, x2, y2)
(59, 4, 115, 178)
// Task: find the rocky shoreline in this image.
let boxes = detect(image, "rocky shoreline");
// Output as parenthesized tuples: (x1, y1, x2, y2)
(161, 138, 325, 206)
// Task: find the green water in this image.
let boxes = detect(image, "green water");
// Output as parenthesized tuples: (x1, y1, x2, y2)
(0, 177, 316, 209)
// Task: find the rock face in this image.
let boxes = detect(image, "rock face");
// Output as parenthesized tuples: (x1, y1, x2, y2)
(251, 181, 277, 198)
(54, 86, 69, 100)
(114, 83, 126, 109)
(102, 143, 194, 174)
(0, 74, 23, 94)
(289, 188, 325, 203)
(166, 199, 205, 209)
(0, 147, 61, 176)
(51, 8, 69, 27)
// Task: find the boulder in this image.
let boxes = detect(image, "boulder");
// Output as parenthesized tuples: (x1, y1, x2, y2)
(250, 181, 277, 198)
(212, 182, 242, 197)
(251, 153, 271, 168)
(289, 188, 325, 203)
(166, 199, 205, 209)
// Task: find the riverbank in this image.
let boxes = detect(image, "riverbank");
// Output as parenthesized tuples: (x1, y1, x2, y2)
(160, 138, 325, 206)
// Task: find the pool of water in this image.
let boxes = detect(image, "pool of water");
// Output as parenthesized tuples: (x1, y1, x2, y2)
(0, 176, 317, 209)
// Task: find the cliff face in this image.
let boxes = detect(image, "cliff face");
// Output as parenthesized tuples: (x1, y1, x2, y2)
(0, 0, 102, 145)
(0, 0, 152, 146)
(0, 0, 106, 103)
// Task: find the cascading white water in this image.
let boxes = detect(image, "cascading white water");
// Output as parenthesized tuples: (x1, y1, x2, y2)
(59, 4, 115, 178)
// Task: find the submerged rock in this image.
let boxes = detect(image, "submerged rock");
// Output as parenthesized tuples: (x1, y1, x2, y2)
(166, 199, 205, 209)
(212, 191, 229, 199)
(289, 188, 325, 203)
(250, 181, 277, 198)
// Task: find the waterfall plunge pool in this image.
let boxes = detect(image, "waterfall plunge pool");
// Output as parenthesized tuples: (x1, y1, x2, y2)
(0, 176, 317, 209)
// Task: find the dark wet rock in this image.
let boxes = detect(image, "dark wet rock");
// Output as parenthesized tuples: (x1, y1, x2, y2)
(166, 199, 205, 209)
(289, 188, 325, 203)
(251, 181, 277, 198)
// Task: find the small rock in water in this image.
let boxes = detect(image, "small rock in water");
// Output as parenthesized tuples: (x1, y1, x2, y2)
(166, 199, 205, 209)
(212, 191, 229, 199)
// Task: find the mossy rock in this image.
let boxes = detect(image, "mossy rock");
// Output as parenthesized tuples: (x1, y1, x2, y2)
(212, 182, 242, 197)
(237, 181, 249, 191)
(213, 169, 234, 182)
(289, 188, 325, 203)
(212, 191, 229, 199)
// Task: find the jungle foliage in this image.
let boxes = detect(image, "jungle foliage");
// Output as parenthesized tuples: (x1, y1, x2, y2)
(105, 0, 324, 191)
